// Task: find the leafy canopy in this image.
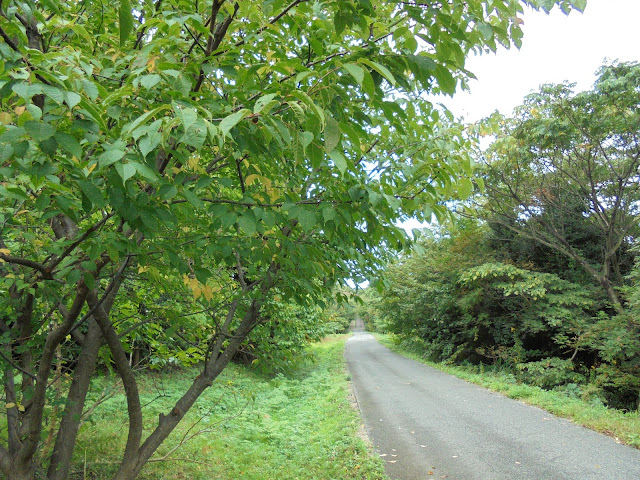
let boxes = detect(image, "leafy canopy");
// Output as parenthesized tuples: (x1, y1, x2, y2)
(0, 0, 585, 478)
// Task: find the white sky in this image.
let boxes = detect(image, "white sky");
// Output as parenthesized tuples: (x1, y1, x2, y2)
(443, 0, 640, 122)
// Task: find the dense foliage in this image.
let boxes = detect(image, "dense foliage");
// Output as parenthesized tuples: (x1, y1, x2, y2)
(0, 0, 587, 478)
(478, 61, 640, 311)
(374, 63, 640, 411)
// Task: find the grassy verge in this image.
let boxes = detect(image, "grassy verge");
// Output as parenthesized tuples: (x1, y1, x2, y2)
(72, 335, 387, 479)
(375, 333, 640, 449)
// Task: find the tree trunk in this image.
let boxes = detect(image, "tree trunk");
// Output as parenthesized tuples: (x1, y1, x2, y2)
(46, 320, 102, 480)
(111, 300, 262, 480)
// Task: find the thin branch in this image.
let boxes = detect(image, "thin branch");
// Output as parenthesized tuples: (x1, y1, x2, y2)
(0, 350, 37, 381)
(46, 212, 114, 273)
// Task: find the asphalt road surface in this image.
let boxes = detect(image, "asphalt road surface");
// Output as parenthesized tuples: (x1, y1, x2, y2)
(345, 321, 640, 480)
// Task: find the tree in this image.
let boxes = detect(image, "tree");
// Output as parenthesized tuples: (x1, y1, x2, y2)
(0, 0, 584, 478)
(477, 62, 640, 311)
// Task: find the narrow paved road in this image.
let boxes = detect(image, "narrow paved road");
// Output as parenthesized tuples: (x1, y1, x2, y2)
(345, 322, 640, 480)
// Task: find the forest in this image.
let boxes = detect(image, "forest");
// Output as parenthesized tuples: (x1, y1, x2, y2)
(1, 0, 632, 478)
(368, 61, 640, 411)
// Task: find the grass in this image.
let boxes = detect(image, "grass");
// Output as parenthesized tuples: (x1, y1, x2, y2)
(72, 335, 388, 479)
(375, 333, 640, 450)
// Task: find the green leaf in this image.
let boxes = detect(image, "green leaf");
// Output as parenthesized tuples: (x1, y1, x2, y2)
(360, 59, 396, 86)
(457, 177, 473, 200)
(116, 162, 136, 182)
(297, 209, 316, 231)
(78, 100, 107, 131)
(124, 105, 170, 137)
(119, 0, 134, 47)
(300, 131, 314, 149)
(24, 121, 56, 142)
(42, 85, 65, 104)
(182, 118, 207, 149)
(324, 115, 341, 153)
(254, 93, 278, 114)
(140, 74, 162, 90)
(219, 109, 251, 136)
(329, 150, 347, 175)
(66, 91, 82, 109)
(288, 91, 325, 128)
(344, 63, 365, 86)
(571, 0, 586, 11)
(158, 184, 178, 200)
(182, 188, 204, 209)
(287, 101, 306, 124)
(434, 64, 456, 95)
(12, 83, 42, 100)
(139, 130, 161, 159)
(323, 206, 336, 223)
(77, 180, 105, 208)
(129, 161, 158, 181)
(55, 132, 82, 158)
(477, 22, 493, 41)
(176, 107, 197, 132)
(99, 150, 125, 168)
(238, 215, 256, 235)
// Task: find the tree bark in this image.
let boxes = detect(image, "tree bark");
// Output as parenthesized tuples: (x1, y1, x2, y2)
(46, 320, 102, 480)
(112, 300, 262, 480)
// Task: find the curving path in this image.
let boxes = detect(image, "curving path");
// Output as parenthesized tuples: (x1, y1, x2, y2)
(345, 321, 640, 480)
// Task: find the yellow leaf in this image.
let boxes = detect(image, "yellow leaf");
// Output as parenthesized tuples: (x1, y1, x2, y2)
(14, 106, 26, 116)
(18, 404, 25, 412)
(138, 265, 149, 274)
(245, 174, 259, 186)
(15, 210, 28, 216)
(0, 112, 12, 125)
(0, 248, 10, 255)
(201, 285, 214, 302)
(87, 163, 97, 175)
(5, 403, 16, 409)
(188, 155, 200, 170)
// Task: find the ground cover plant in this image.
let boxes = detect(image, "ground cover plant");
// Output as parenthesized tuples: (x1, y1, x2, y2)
(64, 336, 387, 479)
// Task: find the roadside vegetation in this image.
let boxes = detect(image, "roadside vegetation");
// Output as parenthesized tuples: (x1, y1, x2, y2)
(64, 335, 387, 479)
(0, 0, 611, 477)
(377, 334, 640, 449)
(361, 62, 640, 438)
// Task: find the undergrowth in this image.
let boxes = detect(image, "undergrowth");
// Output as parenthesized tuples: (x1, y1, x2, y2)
(71, 335, 387, 479)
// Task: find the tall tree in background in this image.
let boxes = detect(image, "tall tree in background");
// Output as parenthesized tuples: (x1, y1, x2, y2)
(478, 62, 640, 311)
(0, 0, 584, 478)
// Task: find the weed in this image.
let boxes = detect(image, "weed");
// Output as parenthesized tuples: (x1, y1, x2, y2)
(71, 336, 388, 479)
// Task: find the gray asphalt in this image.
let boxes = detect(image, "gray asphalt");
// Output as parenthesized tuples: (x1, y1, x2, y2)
(345, 323, 640, 480)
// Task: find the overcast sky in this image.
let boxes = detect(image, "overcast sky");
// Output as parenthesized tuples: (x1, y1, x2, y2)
(443, 0, 640, 122)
